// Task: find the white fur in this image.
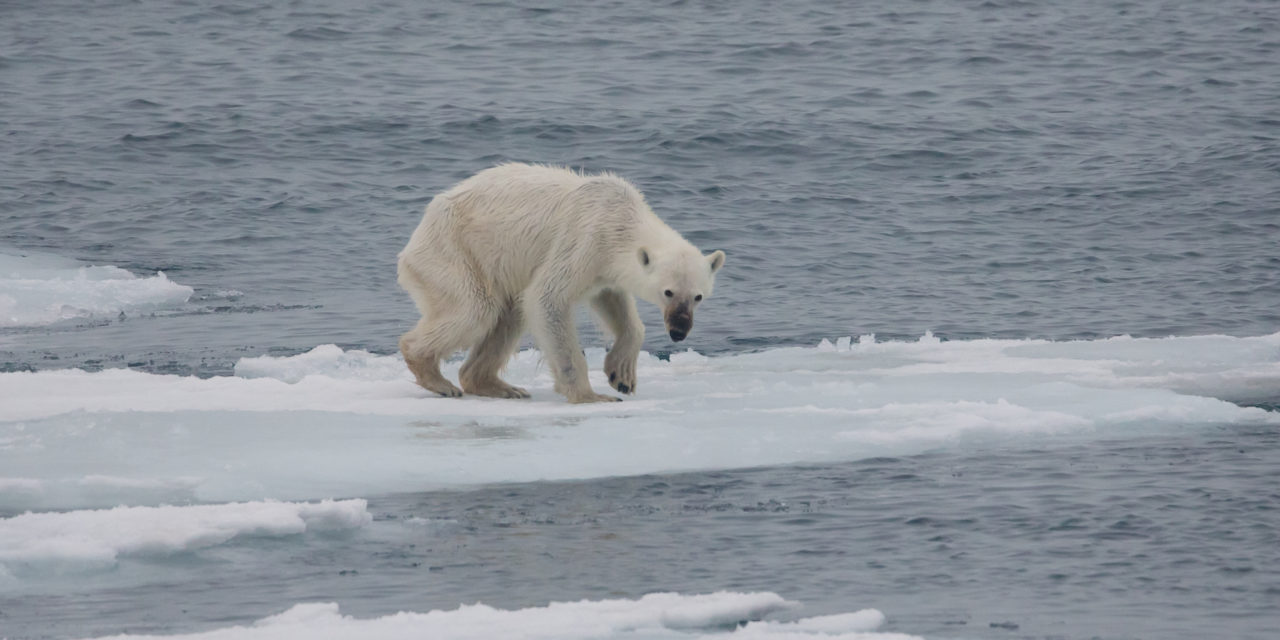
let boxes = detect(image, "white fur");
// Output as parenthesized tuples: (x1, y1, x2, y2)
(397, 163, 725, 403)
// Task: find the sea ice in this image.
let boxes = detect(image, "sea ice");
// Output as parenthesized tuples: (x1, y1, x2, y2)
(0, 499, 369, 576)
(70, 592, 917, 640)
(2, 333, 1278, 510)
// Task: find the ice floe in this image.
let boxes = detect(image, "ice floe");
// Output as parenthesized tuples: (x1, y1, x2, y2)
(2, 333, 1276, 510)
(71, 591, 917, 640)
(0, 499, 369, 577)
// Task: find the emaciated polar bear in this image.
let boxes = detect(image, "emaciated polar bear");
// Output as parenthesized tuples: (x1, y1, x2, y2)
(397, 163, 726, 403)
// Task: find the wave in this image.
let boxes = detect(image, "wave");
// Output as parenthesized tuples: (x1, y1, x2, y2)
(0, 249, 193, 328)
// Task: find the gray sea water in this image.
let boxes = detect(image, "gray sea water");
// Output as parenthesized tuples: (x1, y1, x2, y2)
(3, 0, 1280, 638)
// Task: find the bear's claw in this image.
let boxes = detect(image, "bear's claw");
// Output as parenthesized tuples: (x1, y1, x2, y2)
(606, 369, 635, 394)
(607, 374, 636, 393)
(431, 385, 463, 398)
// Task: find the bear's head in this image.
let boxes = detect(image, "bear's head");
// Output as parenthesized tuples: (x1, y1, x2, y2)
(637, 246, 726, 342)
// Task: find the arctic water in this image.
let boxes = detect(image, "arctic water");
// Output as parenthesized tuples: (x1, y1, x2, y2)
(2, 0, 1279, 639)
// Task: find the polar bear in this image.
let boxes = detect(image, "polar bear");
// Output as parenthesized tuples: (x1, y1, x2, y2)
(397, 163, 726, 403)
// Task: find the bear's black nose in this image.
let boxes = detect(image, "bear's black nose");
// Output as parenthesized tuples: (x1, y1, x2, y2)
(669, 329, 687, 342)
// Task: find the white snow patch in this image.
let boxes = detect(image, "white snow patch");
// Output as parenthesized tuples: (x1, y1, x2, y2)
(0, 249, 193, 327)
(72, 592, 916, 640)
(0, 499, 369, 575)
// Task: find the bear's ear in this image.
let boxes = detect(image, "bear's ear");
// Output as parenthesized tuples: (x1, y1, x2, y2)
(707, 250, 725, 273)
(638, 248, 652, 269)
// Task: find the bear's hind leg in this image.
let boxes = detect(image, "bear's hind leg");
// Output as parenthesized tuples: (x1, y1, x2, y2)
(401, 300, 495, 397)
(459, 300, 530, 399)
(400, 319, 462, 397)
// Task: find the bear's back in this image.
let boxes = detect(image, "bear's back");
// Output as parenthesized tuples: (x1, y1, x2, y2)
(409, 163, 655, 292)
(442, 163, 649, 232)
(445, 163, 588, 202)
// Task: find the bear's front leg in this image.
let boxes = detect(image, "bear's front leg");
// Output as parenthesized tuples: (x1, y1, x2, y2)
(526, 288, 621, 403)
(591, 289, 642, 394)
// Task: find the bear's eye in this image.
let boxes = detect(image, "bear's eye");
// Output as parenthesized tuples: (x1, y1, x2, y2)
(694, 294, 703, 302)
(664, 289, 673, 298)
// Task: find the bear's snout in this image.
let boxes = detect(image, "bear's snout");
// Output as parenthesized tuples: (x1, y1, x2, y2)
(666, 308, 692, 342)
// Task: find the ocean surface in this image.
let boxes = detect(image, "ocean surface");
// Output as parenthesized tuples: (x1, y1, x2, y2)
(2, 0, 1279, 638)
